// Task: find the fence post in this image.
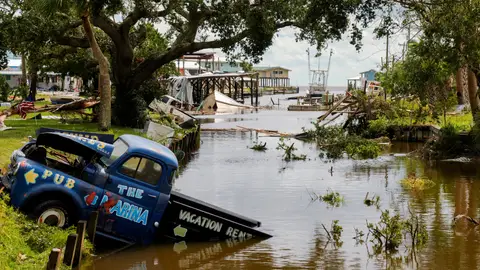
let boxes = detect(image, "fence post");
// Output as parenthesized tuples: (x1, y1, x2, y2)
(46, 248, 62, 270)
(73, 221, 87, 267)
(63, 233, 78, 267)
(87, 211, 99, 244)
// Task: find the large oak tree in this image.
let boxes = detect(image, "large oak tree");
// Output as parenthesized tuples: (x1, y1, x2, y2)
(3, 0, 387, 127)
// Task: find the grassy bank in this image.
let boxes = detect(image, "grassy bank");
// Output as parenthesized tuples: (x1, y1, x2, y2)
(0, 196, 92, 269)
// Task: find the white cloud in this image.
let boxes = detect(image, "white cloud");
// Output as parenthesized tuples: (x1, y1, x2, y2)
(155, 19, 408, 87)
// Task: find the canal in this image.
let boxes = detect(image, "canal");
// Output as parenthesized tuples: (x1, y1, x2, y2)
(86, 92, 480, 269)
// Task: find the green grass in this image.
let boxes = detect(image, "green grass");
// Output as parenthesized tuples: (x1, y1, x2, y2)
(0, 197, 93, 269)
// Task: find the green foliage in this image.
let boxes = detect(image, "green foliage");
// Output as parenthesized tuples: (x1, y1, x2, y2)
(322, 220, 343, 248)
(250, 141, 267, 151)
(366, 208, 429, 255)
(400, 174, 435, 191)
(276, 138, 307, 161)
(403, 208, 429, 248)
(134, 23, 178, 77)
(345, 138, 382, 159)
(138, 77, 168, 107)
(366, 209, 404, 254)
(13, 85, 29, 100)
(364, 192, 381, 209)
(240, 61, 253, 72)
(307, 188, 344, 208)
(320, 189, 344, 207)
(0, 75, 10, 102)
(304, 124, 383, 160)
(365, 116, 389, 138)
(0, 196, 92, 269)
(353, 228, 365, 245)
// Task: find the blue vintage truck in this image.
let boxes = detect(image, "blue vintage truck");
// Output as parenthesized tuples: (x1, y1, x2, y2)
(0, 129, 271, 245)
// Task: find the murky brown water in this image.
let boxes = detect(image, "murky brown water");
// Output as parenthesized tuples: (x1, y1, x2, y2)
(85, 93, 480, 270)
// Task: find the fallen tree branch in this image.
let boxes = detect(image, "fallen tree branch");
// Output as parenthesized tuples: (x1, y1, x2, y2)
(454, 214, 480, 226)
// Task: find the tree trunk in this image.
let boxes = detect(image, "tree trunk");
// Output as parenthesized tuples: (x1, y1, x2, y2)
(113, 82, 147, 128)
(81, 13, 111, 131)
(61, 75, 65, 91)
(21, 54, 27, 87)
(456, 67, 465, 105)
(467, 69, 479, 118)
(28, 62, 38, 101)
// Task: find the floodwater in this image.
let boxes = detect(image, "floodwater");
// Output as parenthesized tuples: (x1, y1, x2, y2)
(86, 91, 480, 270)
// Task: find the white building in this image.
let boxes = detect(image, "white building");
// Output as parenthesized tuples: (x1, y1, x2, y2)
(0, 57, 82, 91)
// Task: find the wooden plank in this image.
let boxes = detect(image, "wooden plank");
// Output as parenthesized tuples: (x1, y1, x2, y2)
(62, 233, 78, 267)
(46, 248, 62, 270)
(73, 221, 87, 267)
(87, 211, 99, 244)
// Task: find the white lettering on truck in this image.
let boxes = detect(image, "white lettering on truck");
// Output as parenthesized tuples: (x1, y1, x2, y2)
(225, 227, 253, 240)
(179, 210, 223, 232)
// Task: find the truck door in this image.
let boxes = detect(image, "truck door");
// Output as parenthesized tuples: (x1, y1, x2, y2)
(97, 155, 165, 243)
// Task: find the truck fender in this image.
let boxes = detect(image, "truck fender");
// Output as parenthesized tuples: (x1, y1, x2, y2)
(20, 185, 86, 221)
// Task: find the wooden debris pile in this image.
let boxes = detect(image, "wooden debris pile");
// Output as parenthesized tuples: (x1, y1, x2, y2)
(1, 98, 99, 120)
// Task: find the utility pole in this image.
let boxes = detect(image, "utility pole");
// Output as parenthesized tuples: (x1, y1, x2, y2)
(386, 34, 390, 72)
(306, 48, 311, 84)
(325, 49, 333, 89)
(385, 33, 389, 100)
(406, 13, 411, 55)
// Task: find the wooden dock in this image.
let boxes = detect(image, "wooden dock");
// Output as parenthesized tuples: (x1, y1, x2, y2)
(287, 104, 330, 111)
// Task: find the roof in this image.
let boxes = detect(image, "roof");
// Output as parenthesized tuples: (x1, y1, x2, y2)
(174, 61, 205, 70)
(37, 132, 114, 158)
(119, 134, 178, 168)
(172, 72, 257, 80)
(360, 69, 377, 74)
(253, 66, 291, 71)
(8, 58, 21, 68)
(347, 76, 361, 80)
(0, 70, 22, 75)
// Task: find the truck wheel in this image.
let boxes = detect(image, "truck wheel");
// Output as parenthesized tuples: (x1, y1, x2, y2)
(32, 200, 74, 228)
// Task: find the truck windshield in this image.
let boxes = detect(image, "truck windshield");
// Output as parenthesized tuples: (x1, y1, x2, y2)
(99, 139, 128, 167)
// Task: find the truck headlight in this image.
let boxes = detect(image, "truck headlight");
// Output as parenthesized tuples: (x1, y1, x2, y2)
(10, 150, 25, 165)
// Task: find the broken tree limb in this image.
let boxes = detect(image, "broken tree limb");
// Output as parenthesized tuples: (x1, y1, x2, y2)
(454, 214, 480, 226)
(320, 113, 343, 127)
(317, 91, 352, 123)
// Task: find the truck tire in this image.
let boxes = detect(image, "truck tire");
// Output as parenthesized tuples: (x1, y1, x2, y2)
(31, 200, 75, 228)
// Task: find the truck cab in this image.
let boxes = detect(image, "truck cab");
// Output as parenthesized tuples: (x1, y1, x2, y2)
(2, 132, 178, 244)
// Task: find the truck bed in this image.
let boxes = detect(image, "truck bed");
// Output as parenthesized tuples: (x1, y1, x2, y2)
(157, 191, 272, 242)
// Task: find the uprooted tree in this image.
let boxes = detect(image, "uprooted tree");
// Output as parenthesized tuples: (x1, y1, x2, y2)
(1, 0, 389, 127)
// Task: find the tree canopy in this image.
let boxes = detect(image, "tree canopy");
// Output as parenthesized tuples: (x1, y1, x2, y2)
(0, 0, 390, 126)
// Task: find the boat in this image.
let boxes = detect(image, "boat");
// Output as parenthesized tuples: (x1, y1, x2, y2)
(306, 70, 328, 98)
(305, 49, 333, 99)
(199, 90, 254, 114)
